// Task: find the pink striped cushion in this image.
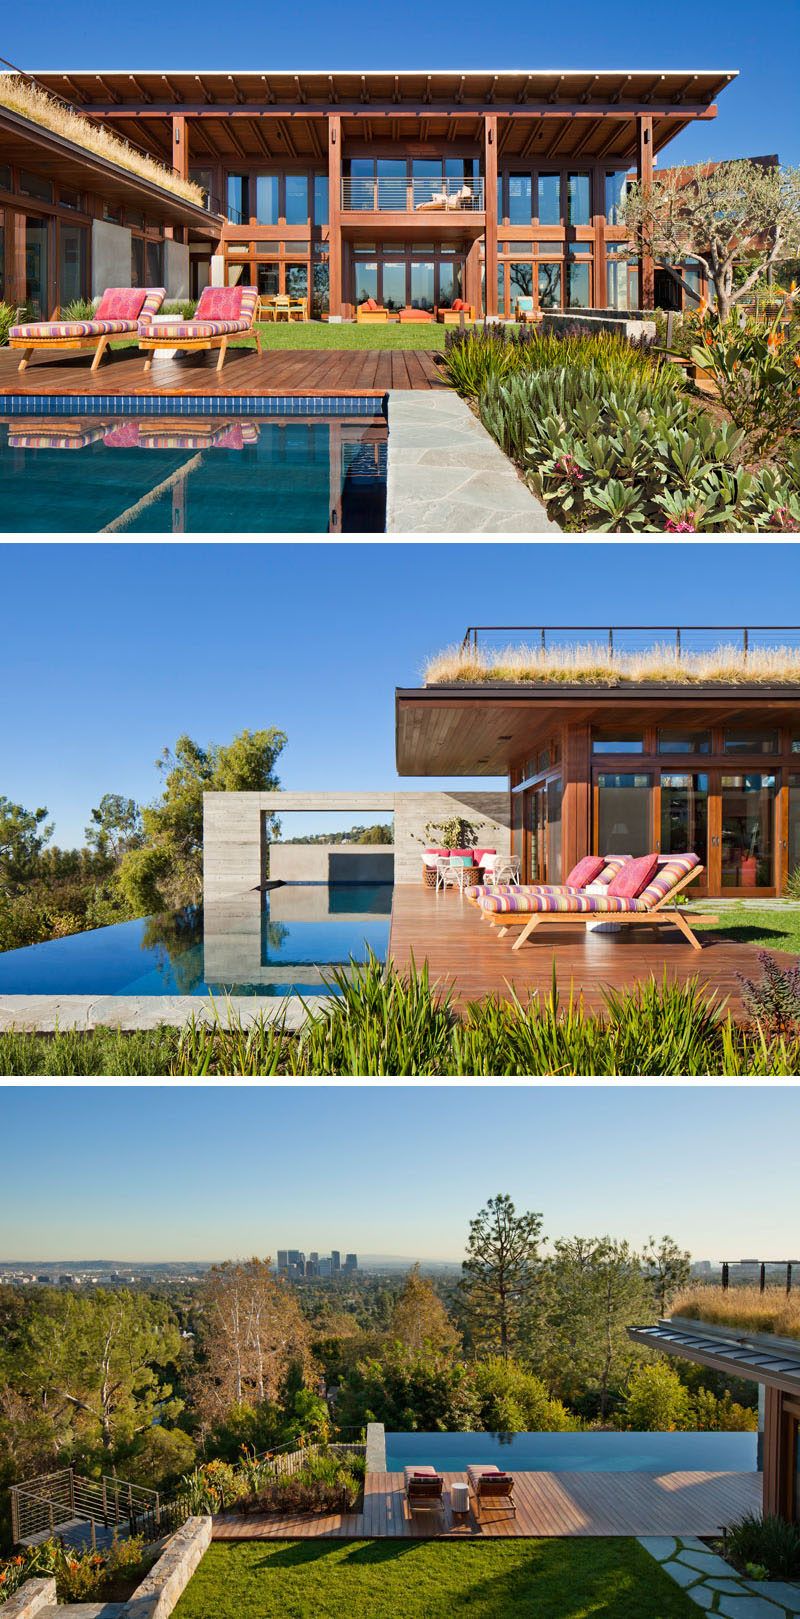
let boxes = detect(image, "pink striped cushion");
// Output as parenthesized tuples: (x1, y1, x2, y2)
(140, 319, 251, 339)
(606, 854, 659, 900)
(638, 852, 700, 910)
(196, 286, 243, 320)
(479, 891, 649, 914)
(564, 856, 605, 889)
(95, 287, 147, 321)
(11, 319, 137, 338)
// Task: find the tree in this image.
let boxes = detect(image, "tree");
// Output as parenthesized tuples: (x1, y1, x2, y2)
(335, 1352, 480, 1433)
(85, 794, 142, 862)
(622, 1362, 692, 1431)
(460, 1194, 544, 1360)
(473, 1357, 576, 1433)
(192, 1259, 311, 1432)
(390, 1266, 460, 1359)
(117, 728, 287, 912)
(642, 1236, 691, 1317)
(534, 1238, 652, 1421)
(0, 797, 52, 895)
(618, 159, 800, 320)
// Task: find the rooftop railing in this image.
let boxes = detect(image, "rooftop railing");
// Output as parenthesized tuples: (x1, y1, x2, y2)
(342, 176, 484, 213)
(461, 626, 800, 657)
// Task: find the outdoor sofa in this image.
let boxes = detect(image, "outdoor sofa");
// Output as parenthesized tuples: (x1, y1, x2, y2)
(138, 286, 261, 372)
(9, 287, 165, 373)
(436, 299, 475, 323)
(514, 296, 543, 323)
(356, 299, 389, 323)
(475, 853, 716, 951)
(467, 1465, 516, 1520)
(404, 1466, 445, 1517)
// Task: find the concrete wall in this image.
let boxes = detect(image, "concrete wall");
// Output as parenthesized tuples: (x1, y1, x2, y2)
(270, 844, 394, 884)
(164, 239, 190, 299)
(91, 219, 132, 296)
(540, 310, 656, 344)
(203, 792, 511, 899)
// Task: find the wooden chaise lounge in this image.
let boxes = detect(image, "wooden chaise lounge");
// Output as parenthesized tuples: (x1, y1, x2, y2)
(467, 1465, 516, 1520)
(9, 287, 165, 373)
(465, 855, 630, 909)
(404, 1466, 445, 1517)
(476, 854, 717, 951)
(138, 285, 261, 372)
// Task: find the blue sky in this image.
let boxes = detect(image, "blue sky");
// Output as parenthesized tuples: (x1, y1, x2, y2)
(3, 540, 799, 848)
(0, 1085, 797, 1261)
(3, 2, 799, 164)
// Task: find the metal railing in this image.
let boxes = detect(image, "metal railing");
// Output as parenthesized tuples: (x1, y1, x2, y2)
(719, 1261, 798, 1293)
(342, 176, 484, 212)
(10, 1467, 163, 1547)
(461, 625, 800, 657)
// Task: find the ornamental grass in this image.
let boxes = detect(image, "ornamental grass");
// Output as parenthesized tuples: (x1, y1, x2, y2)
(670, 1284, 800, 1341)
(423, 640, 800, 687)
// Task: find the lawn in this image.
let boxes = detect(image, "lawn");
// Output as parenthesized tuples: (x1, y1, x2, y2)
(705, 908, 800, 954)
(170, 1538, 697, 1619)
(107, 321, 460, 354)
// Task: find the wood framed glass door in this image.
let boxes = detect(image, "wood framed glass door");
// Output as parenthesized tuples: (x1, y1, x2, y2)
(712, 770, 779, 895)
(524, 775, 562, 883)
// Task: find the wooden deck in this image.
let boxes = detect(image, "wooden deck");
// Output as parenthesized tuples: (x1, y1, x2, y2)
(387, 883, 790, 1017)
(0, 346, 445, 397)
(212, 1467, 761, 1541)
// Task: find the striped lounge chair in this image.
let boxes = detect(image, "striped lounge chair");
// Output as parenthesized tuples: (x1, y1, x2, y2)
(9, 287, 165, 373)
(467, 1465, 516, 1520)
(138, 286, 261, 373)
(404, 1466, 445, 1517)
(477, 853, 716, 951)
(465, 855, 631, 908)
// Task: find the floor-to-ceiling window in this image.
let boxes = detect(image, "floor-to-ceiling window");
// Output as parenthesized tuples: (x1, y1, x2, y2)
(25, 216, 50, 317)
(596, 773, 652, 855)
(789, 775, 800, 879)
(720, 773, 777, 888)
(410, 259, 435, 311)
(660, 773, 708, 868)
(58, 221, 87, 308)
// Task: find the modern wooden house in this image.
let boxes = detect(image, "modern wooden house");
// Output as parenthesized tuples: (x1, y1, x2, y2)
(629, 1316, 800, 1523)
(395, 629, 800, 899)
(21, 68, 737, 316)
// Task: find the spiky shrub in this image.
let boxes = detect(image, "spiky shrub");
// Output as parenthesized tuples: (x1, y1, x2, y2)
(441, 323, 679, 401)
(60, 297, 98, 320)
(737, 948, 800, 1038)
(786, 865, 800, 900)
(726, 1513, 800, 1580)
(690, 310, 800, 455)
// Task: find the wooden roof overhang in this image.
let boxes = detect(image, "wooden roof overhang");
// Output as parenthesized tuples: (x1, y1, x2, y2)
(395, 683, 800, 775)
(26, 69, 737, 169)
(0, 104, 223, 232)
(628, 1318, 800, 1394)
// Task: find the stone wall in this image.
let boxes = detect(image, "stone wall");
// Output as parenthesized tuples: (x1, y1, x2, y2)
(120, 1515, 211, 1619)
(164, 240, 190, 300)
(0, 1579, 55, 1618)
(540, 310, 656, 343)
(91, 220, 132, 296)
(270, 844, 394, 884)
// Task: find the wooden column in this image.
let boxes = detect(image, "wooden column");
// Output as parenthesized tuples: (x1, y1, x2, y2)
(636, 114, 654, 310)
(762, 1386, 782, 1516)
(172, 115, 188, 182)
(561, 722, 592, 873)
(592, 163, 607, 309)
(484, 114, 498, 318)
(8, 210, 26, 309)
(327, 113, 343, 319)
(465, 235, 481, 315)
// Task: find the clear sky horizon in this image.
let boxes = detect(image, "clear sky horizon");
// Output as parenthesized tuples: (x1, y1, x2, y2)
(2, 540, 800, 849)
(1, 1085, 797, 1262)
(2, 2, 799, 164)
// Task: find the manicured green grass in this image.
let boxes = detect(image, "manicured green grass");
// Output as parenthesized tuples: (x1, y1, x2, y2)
(171, 1538, 697, 1619)
(708, 909, 800, 954)
(107, 321, 462, 354)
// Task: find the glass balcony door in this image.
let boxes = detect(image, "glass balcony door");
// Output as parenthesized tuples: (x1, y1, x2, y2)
(596, 773, 653, 858)
(718, 772, 778, 890)
(659, 772, 708, 871)
(410, 261, 435, 311)
(524, 777, 562, 883)
(25, 217, 50, 318)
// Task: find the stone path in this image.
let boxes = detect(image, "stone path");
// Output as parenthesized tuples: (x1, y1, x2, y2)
(640, 1535, 800, 1616)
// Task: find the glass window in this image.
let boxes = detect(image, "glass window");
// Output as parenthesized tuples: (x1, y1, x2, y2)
(285, 262, 308, 298)
(660, 773, 708, 867)
(0, 210, 4, 302)
(58, 222, 87, 309)
(510, 261, 534, 306)
(381, 262, 406, 311)
(567, 173, 591, 226)
(25, 216, 50, 318)
(283, 242, 308, 254)
(789, 774, 800, 878)
(257, 262, 279, 297)
(285, 175, 308, 225)
(508, 174, 532, 226)
(412, 159, 443, 208)
(658, 731, 711, 754)
(793, 739, 800, 754)
(0, 164, 11, 190)
(313, 174, 329, 225)
(59, 188, 82, 212)
(497, 263, 505, 315)
(537, 747, 551, 773)
(312, 255, 329, 315)
(354, 261, 378, 304)
(597, 773, 652, 856)
(131, 235, 145, 285)
(538, 262, 561, 310)
(497, 175, 503, 220)
(254, 175, 280, 225)
(606, 256, 628, 311)
(593, 738, 644, 754)
(724, 728, 779, 754)
(568, 257, 591, 308)
(682, 257, 703, 302)
(20, 169, 53, 203)
(146, 240, 163, 284)
(102, 202, 123, 224)
(721, 773, 776, 888)
(547, 777, 563, 883)
(537, 173, 560, 225)
(227, 175, 247, 223)
(376, 159, 406, 210)
(605, 171, 628, 225)
(344, 158, 374, 211)
(411, 260, 435, 311)
(437, 260, 462, 308)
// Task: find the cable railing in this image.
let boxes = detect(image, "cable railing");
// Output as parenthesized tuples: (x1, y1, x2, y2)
(10, 1467, 164, 1548)
(342, 176, 484, 212)
(460, 625, 800, 658)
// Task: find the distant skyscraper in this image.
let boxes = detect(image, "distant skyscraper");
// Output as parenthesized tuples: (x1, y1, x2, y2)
(344, 1254, 358, 1272)
(318, 1257, 332, 1278)
(277, 1250, 289, 1273)
(331, 1251, 341, 1273)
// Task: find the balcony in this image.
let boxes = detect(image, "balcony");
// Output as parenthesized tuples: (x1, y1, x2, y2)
(341, 177, 485, 214)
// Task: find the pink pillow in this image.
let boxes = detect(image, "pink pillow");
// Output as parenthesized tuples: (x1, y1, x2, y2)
(196, 287, 243, 321)
(606, 853, 659, 899)
(565, 855, 605, 889)
(452, 298, 465, 311)
(95, 287, 147, 321)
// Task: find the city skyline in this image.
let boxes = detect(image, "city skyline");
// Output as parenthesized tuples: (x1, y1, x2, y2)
(1, 1086, 798, 1262)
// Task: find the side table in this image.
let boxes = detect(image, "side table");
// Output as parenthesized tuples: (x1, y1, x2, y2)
(451, 1480, 469, 1516)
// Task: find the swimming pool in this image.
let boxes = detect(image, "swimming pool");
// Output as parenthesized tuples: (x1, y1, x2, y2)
(384, 1431, 757, 1473)
(0, 884, 393, 998)
(0, 414, 386, 532)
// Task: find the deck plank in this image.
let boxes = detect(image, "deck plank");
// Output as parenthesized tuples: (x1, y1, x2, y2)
(0, 347, 447, 398)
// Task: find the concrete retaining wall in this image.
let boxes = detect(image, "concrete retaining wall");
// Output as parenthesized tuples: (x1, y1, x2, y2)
(120, 1515, 211, 1619)
(270, 844, 394, 884)
(164, 240, 190, 300)
(365, 1422, 387, 1473)
(0, 1580, 55, 1618)
(91, 220, 131, 297)
(539, 310, 656, 343)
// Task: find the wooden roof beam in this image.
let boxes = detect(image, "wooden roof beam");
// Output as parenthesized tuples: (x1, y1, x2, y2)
(497, 119, 516, 156)
(194, 75, 215, 104)
(223, 120, 248, 160)
(424, 75, 432, 104)
(455, 75, 465, 104)
(260, 76, 275, 104)
(517, 75, 533, 104)
(95, 74, 120, 104)
(294, 75, 306, 105)
(547, 74, 565, 104)
(226, 74, 245, 105)
(392, 75, 401, 104)
(580, 74, 600, 104)
(642, 74, 665, 105)
(250, 119, 274, 159)
(160, 74, 184, 104)
(127, 74, 152, 104)
(306, 117, 323, 158)
(541, 119, 574, 160)
(360, 75, 370, 104)
(486, 75, 498, 104)
(276, 119, 297, 158)
(188, 118, 218, 158)
(611, 75, 632, 105)
(672, 74, 699, 104)
(595, 121, 630, 161)
(328, 75, 338, 104)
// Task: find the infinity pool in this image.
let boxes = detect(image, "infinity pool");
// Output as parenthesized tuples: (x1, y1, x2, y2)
(0, 416, 386, 532)
(385, 1431, 758, 1473)
(0, 885, 393, 998)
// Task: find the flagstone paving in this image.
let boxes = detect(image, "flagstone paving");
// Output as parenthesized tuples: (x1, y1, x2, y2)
(640, 1536, 800, 1616)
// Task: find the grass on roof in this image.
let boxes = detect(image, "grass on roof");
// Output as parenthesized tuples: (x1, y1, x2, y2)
(170, 1538, 699, 1619)
(423, 641, 800, 687)
(671, 1284, 800, 1342)
(0, 75, 204, 205)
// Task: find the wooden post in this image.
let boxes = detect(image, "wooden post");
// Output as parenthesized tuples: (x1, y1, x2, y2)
(172, 115, 188, 182)
(636, 114, 654, 311)
(561, 723, 592, 873)
(484, 114, 498, 318)
(592, 164, 607, 309)
(328, 114, 342, 318)
(465, 236, 481, 318)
